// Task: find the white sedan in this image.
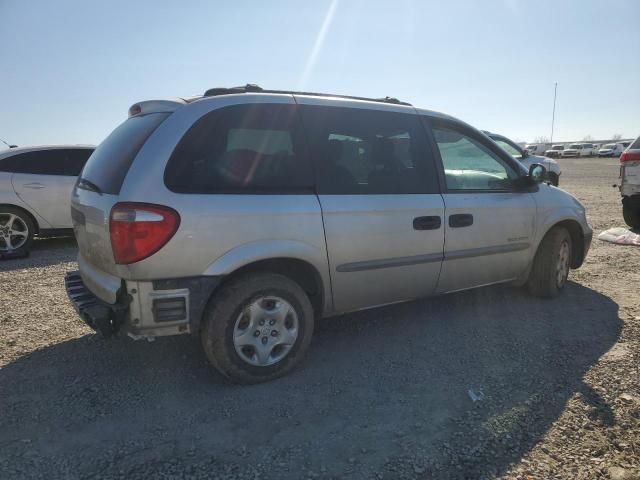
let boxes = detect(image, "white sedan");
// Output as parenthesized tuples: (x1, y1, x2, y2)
(0, 145, 94, 258)
(484, 132, 562, 186)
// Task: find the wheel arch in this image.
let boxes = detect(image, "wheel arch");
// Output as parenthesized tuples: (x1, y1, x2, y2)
(214, 257, 326, 317)
(202, 239, 332, 316)
(539, 219, 586, 269)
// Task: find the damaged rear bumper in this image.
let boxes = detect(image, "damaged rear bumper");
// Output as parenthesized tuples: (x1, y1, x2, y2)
(64, 271, 128, 337)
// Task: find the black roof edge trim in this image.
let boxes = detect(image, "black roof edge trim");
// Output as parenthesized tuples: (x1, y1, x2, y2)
(203, 84, 411, 106)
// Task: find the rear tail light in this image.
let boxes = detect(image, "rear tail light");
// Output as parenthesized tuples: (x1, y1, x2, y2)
(109, 203, 180, 264)
(620, 151, 640, 163)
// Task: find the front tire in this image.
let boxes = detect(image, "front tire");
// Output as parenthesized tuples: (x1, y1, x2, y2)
(622, 200, 640, 230)
(0, 207, 34, 258)
(201, 273, 314, 384)
(527, 227, 572, 298)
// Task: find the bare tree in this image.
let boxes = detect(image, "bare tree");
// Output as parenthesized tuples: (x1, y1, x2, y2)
(582, 135, 594, 141)
(534, 136, 550, 144)
(612, 133, 623, 141)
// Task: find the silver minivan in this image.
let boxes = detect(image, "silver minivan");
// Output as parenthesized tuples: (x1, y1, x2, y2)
(65, 85, 592, 383)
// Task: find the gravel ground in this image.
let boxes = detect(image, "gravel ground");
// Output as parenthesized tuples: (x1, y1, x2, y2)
(1, 157, 638, 480)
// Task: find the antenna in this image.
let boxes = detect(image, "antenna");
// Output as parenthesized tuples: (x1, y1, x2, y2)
(550, 82, 558, 144)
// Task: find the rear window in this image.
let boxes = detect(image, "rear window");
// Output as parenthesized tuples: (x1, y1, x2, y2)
(80, 113, 169, 194)
(164, 103, 312, 193)
(0, 148, 93, 176)
(631, 137, 640, 150)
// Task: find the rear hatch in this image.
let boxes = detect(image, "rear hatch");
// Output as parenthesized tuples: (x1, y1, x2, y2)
(71, 112, 170, 282)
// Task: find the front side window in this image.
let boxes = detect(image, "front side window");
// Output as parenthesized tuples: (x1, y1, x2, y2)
(301, 106, 438, 194)
(165, 104, 311, 193)
(433, 127, 518, 191)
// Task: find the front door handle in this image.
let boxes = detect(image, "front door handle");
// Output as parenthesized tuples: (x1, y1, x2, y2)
(449, 213, 473, 228)
(413, 216, 441, 230)
(23, 183, 45, 189)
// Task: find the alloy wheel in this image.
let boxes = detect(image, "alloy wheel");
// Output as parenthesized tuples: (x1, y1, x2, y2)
(0, 213, 29, 252)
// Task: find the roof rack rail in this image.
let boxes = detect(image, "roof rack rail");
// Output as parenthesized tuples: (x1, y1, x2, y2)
(203, 84, 411, 106)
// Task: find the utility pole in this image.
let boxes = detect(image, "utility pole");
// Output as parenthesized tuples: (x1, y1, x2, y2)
(550, 82, 558, 144)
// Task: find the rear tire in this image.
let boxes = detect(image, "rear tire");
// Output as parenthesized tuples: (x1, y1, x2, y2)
(0, 207, 34, 259)
(527, 227, 572, 298)
(201, 273, 314, 384)
(622, 200, 640, 230)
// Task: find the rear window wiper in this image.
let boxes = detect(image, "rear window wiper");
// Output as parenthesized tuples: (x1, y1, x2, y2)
(76, 178, 103, 195)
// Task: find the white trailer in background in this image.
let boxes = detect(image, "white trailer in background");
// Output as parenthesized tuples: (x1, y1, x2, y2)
(524, 143, 550, 156)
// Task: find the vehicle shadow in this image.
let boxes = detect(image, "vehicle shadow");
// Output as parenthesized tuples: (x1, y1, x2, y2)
(0, 281, 621, 479)
(0, 236, 76, 271)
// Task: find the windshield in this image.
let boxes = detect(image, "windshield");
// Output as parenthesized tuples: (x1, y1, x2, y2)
(604, 144, 616, 149)
(492, 137, 522, 157)
(569, 144, 581, 149)
(552, 145, 564, 150)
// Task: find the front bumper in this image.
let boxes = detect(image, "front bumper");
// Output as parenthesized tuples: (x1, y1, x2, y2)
(65, 271, 128, 337)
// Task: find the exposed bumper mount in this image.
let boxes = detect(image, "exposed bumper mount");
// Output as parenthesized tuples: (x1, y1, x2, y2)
(64, 271, 128, 337)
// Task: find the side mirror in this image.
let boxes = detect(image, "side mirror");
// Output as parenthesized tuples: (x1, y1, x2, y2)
(529, 163, 547, 184)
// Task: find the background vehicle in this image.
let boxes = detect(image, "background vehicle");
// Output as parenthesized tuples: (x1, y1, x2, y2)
(598, 143, 625, 157)
(525, 143, 550, 156)
(485, 132, 562, 186)
(561, 143, 594, 158)
(580, 143, 594, 156)
(546, 145, 564, 158)
(619, 136, 640, 229)
(561, 144, 583, 158)
(0, 145, 94, 257)
(65, 86, 592, 383)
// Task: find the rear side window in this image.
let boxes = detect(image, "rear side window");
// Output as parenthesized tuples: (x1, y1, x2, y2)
(0, 149, 94, 176)
(80, 113, 169, 194)
(301, 105, 438, 194)
(165, 104, 312, 193)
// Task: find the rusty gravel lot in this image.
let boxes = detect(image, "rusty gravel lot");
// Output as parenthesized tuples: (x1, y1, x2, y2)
(1, 157, 638, 480)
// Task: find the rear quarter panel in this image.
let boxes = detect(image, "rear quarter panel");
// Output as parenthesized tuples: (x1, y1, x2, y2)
(0, 172, 52, 229)
(113, 94, 333, 312)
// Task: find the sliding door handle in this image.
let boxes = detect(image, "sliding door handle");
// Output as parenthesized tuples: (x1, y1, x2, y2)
(413, 216, 441, 230)
(449, 214, 473, 228)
